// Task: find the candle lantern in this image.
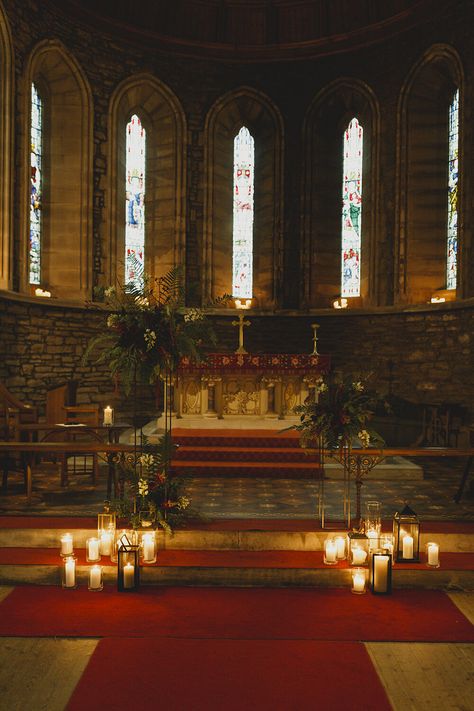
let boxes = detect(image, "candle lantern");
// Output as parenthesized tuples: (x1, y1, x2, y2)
(393, 504, 420, 562)
(141, 531, 157, 564)
(370, 549, 392, 594)
(88, 565, 103, 592)
(379, 534, 394, 560)
(347, 530, 369, 566)
(98, 502, 116, 557)
(112, 529, 138, 563)
(117, 543, 140, 592)
(351, 568, 366, 594)
(323, 537, 338, 565)
(86, 537, 101, 562)
(363, 500, 382, 551)
(426, 541, 440, 568)
(60, 533, 74, 557)
(62, 556, 77, 589)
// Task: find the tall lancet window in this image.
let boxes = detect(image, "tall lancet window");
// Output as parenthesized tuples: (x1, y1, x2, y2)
(232, 126, 254, 299)
(30, 83, 43, 285)
(125, 114, 146, 286)
(341, 117, 363, 298)
(447, 89, 459, 290)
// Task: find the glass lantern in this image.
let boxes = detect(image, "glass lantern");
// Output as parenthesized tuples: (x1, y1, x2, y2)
(351, 568, 366, 594)
(88, 564, 103, 591)
(371, 549, 392, 595)
(98, 501, 116, 557)
(112, 529, 139, 563)
(86, 537, 101, 562)
(347, 530, 369, 566)
(393, 504, 420, 563)
(117, 543, 140, 592)
(141, 531, 157, 564)
(426, 541, 440, 568)
(323, 537, 338, 565)
(363, 500, 382, 551)
(379, 534, 394, 561)
(62, 555, 77, 589)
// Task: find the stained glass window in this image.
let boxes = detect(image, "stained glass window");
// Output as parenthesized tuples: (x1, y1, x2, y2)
(125, 114, 146, 285)
(30, 83, 43, 285)
(447, 89, 459, 290)
(232, 126, 254, 299)
(341, 117, 363, 298)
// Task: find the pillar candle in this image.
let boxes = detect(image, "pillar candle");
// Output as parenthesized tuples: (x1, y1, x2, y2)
(100, 531, 112, 556)
(87, 538, 100, 562)
(123, 562, 135, 589)
(60, 533, 73, 556)
(402, 535, 414, 559)
(373, 554, 389, 593)
(335, 536, 346, 559)
(89, 565, 102, 590)
(352, 570, 366, 593)
(324, 539, 337, 563)
(427, 542, 439, 567)
(103, 406, 113, 426)
(142, 534, 155, 563)
(352, 547, 367, 565)
(64, 558, 76, 588)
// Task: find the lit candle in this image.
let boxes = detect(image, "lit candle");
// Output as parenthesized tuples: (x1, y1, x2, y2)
(352, 569, 366, 593)
(64, 557, 76, 588)
(402, 535, 414, 559)
(60, 533, 73, 556)
(373, 554, 389, 593)
(89, 565, 102, 591)
(335, 536, 346, 559)
(103, 406, 113, 426)
(352, 547, 367, 565)
(380, 535, 394, 559)
(100, 531, 112, 556)
(367, 528, 378, 551)
(142, 534, 156, 563)
(86, 537, 100, 562)
(324, 538, 337, 564)
(427, 542, 439, 567)
(123, 562, 135, 589)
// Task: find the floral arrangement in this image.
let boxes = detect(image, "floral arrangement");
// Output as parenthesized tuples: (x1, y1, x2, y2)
(85, 265, 228, 393)
(293, 372, 384, 450)
(112, 433, 194, 533)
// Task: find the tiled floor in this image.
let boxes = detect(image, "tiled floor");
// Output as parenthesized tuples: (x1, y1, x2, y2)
(1, 457, 473, 521)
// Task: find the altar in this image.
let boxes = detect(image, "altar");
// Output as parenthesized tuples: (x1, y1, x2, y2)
(172, 353, 331, 421)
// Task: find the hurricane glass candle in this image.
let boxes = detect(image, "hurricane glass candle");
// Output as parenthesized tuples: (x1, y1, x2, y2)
(60, 533, 73, 557)
(86, 537, 101, 562)
(351, 568, 366, 594)
(62, 556, 76, 589)
(88, 565, 103, 591)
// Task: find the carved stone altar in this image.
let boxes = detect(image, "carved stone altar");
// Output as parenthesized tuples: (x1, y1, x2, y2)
(172, 353, 331, 421)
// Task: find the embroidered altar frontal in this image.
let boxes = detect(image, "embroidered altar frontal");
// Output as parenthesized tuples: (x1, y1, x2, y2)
(176, 353, 331, 419)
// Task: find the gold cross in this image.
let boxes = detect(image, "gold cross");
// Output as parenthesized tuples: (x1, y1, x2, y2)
(231, 312, 251, 354)
(311, 323, 320, 355)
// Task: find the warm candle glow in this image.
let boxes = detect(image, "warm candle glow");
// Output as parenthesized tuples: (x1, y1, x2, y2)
(352, 568, 366, 594)
(103, 406, 114, 426)
(234, 298, 252, 310)
(60, 533, 73, 557)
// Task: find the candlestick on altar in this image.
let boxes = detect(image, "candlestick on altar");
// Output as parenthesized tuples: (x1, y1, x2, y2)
(231, 312, 251, 354)
(310, 323, 320, 355)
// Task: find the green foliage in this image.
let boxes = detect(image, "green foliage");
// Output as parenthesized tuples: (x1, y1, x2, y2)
(293, 372, 386, 449)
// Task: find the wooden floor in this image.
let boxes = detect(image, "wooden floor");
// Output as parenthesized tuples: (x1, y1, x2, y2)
(0, 586, 472, 710)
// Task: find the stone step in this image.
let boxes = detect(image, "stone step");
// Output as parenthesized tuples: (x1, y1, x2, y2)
(173, 446, 319, 463)
(1, 518, 473, 553)
(171, 460, 322, 477)
(0, 548, 473, 589)
(172, 430, 302, 449)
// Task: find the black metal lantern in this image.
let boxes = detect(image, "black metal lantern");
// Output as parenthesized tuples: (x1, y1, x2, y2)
(393, 504, 420, 563)
(371, 549, 392, 594)
(117, 542, 140, 592)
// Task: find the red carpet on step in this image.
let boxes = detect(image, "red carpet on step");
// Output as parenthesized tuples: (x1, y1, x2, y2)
(0, 586, 472, 642)
(66, 638, 391, 711)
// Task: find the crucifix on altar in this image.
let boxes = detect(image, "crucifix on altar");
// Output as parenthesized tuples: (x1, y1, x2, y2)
(232, 299, 252, 354)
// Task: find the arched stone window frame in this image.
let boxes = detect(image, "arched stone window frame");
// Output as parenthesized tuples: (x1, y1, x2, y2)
(107, 74, 186, 286)
(302, 79, 380, 308)
(397, 44, 464, 304)
(20, 39, 93, 300)
(203, 87, 284, 309)
(0, 2, 14, 291)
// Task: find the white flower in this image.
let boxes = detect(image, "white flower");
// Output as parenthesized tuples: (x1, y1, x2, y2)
(184, 308, 204, 323)
(139, 453, 155, 469)
(353, 382, 364, 392)
(358, 430, 371, 447)
(144, 329, 157, 351)
(138, 478, 149, 496)
(104, 286, 116, 297)
(177, 496, 190, 510)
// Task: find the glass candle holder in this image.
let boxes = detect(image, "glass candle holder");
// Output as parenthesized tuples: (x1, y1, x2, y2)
(347, 530, 369, 566)
(99, 530, 113, 557)
(86, 537, 101, 562)
(62, 556, 77, 589)
(60, 533, 74, 557)
(88, 564, 103, 591)
(335, 536, 346, 560)
(141, 531, 157, 564)
(351, 568, 366, 594)
(379, 534, 394, 560)
(324, 537, 338, 565)
(371, 549, 392, 594)
(426, 542, 440, 568)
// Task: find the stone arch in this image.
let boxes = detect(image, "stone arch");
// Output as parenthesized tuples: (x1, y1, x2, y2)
(204, 86, 284, 309)
(302, 78, 380, 308)
(20, 39, 93, 300)
(397, 44, 464, 304)
(107, 73, 186, 285)
(0, 2, 13, 291)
